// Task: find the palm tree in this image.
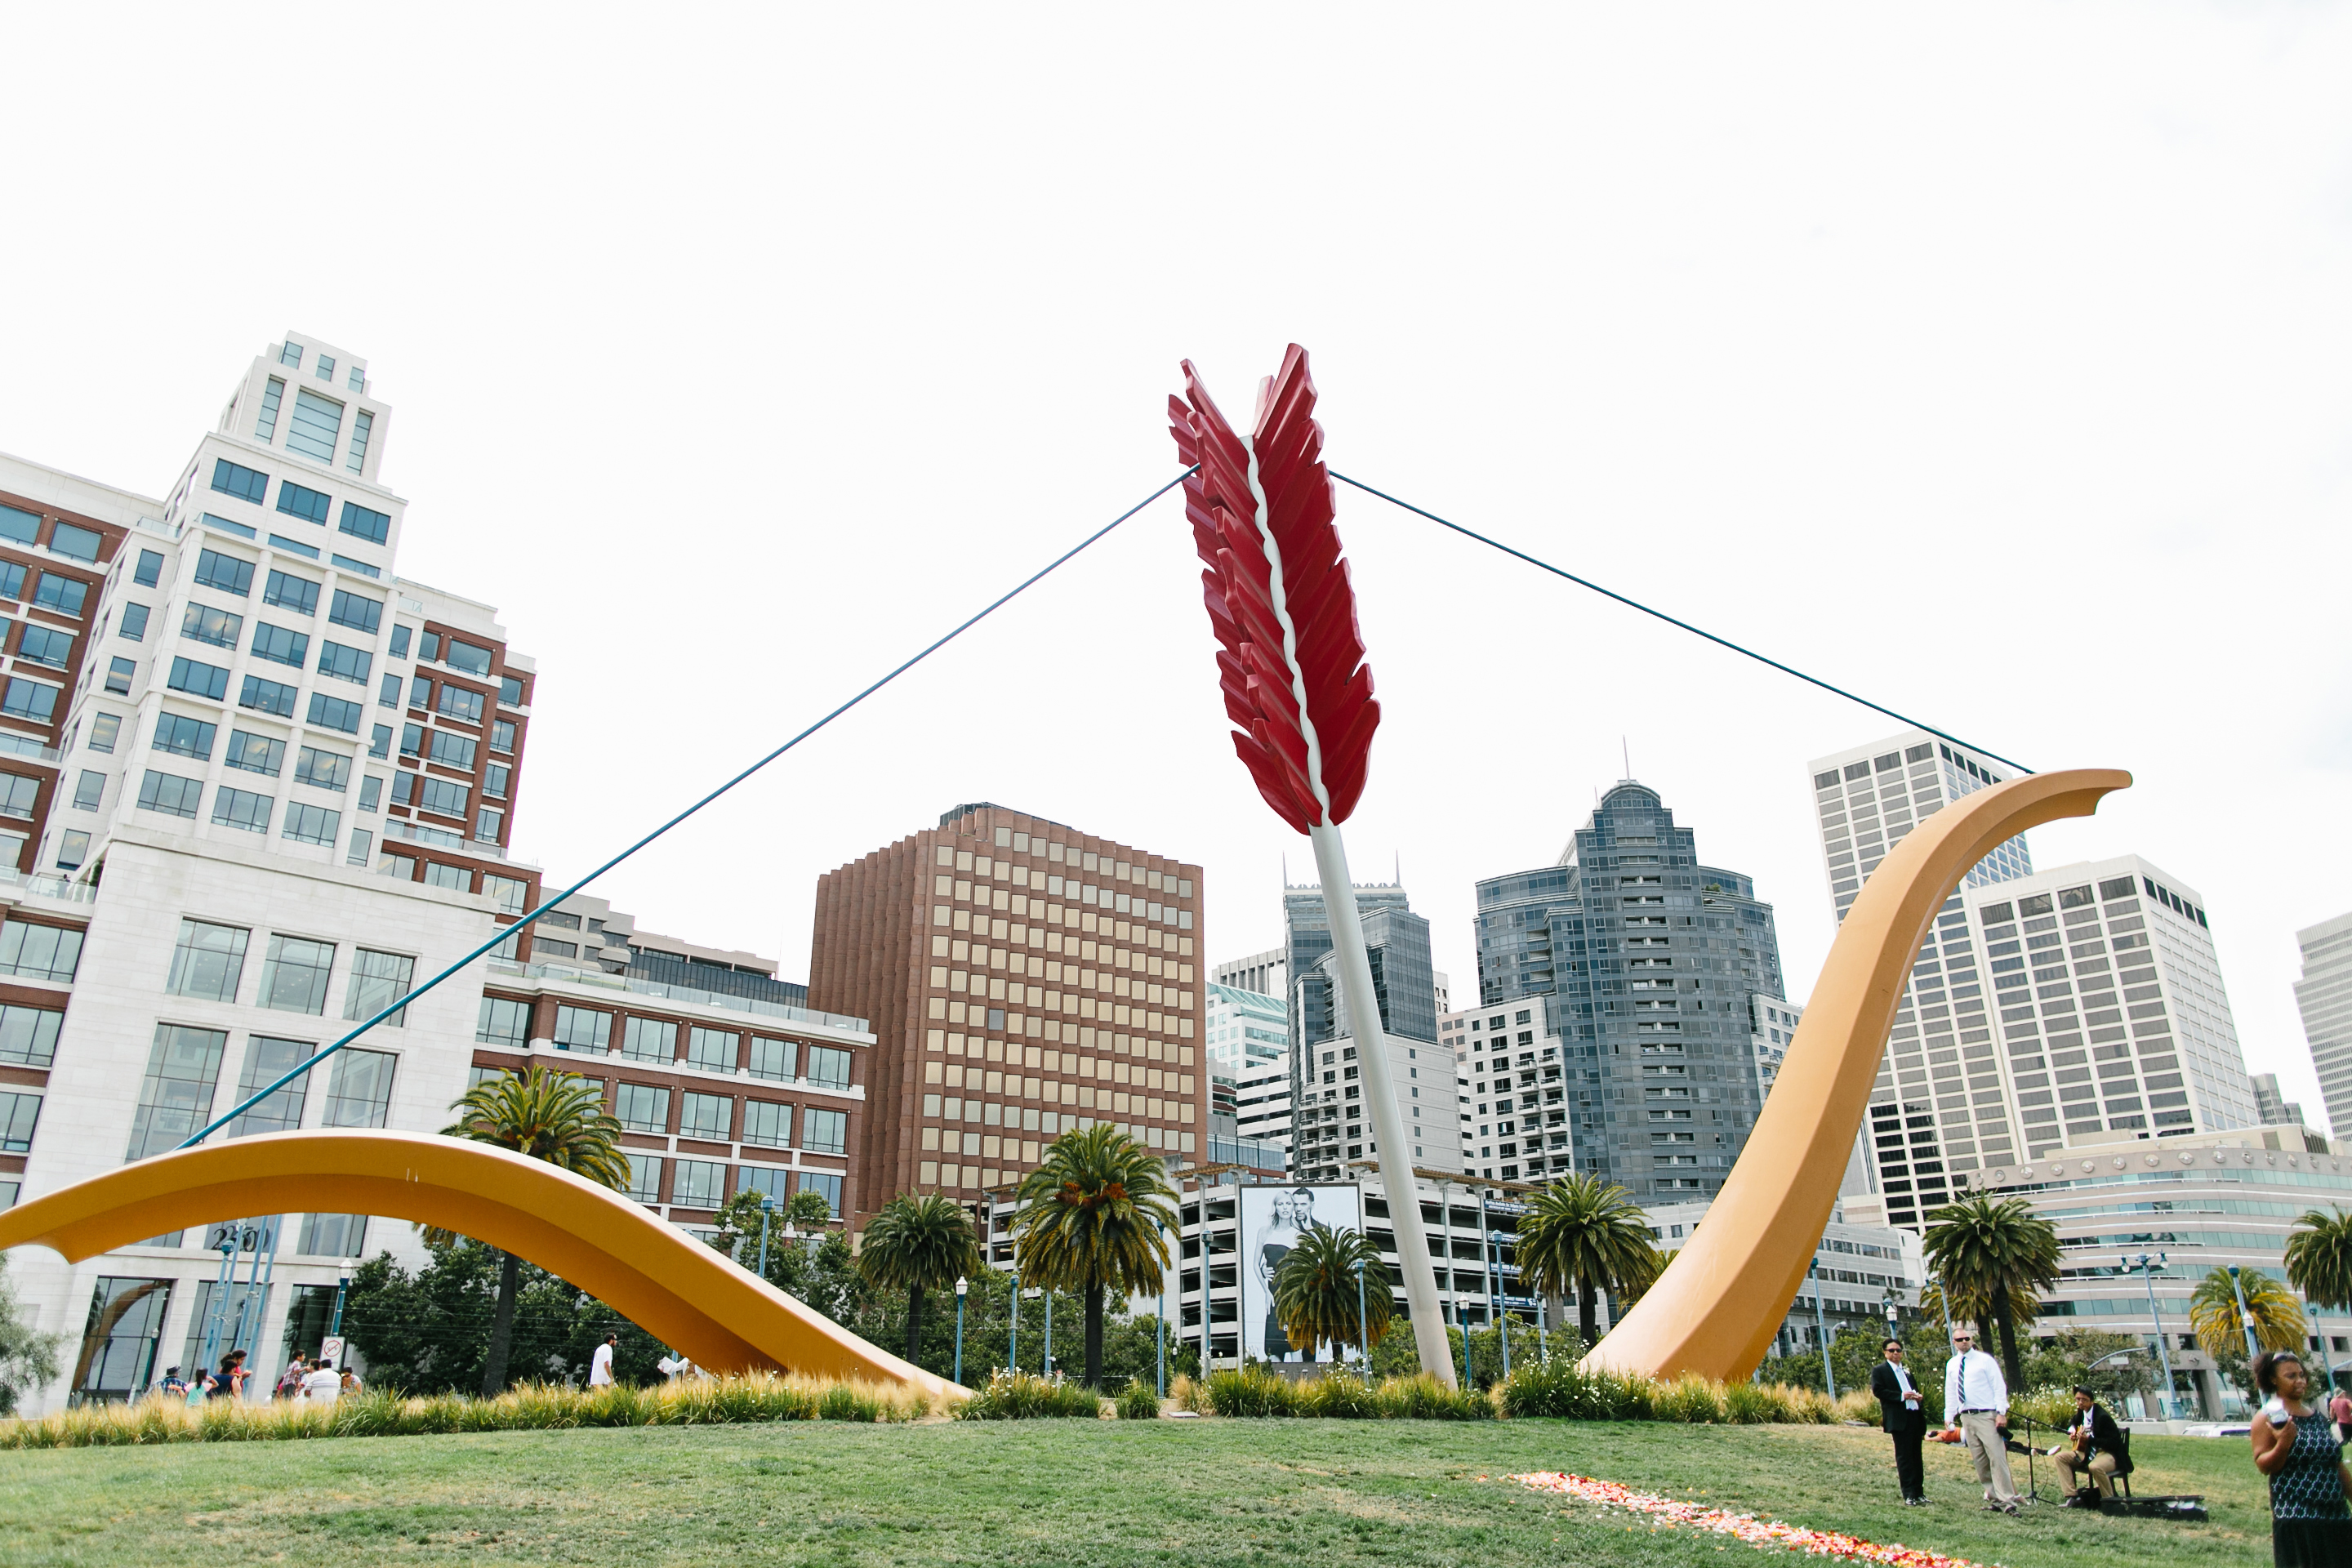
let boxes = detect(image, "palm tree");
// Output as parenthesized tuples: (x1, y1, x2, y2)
(2287, 1208, 2352, 1316)
(1009, 1125, 1177, 1388)
(1271, 1224, 1394, 1363)
(1922, 1193, 2060, 1393)
(1514, 1173, 1664, 1345)
(856, 1193, 984, 1366)
(2190, 1265, 2306, 1361)
(440, 1067, 628, 1396)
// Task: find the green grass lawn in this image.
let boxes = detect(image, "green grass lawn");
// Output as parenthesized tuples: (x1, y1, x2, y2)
(0, 1418, 2267, 1567)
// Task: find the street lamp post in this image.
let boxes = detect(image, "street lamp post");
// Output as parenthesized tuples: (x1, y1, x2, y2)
(2308, 1294, 2337, 1395)
(954, 1276, 969, 1387)
(1354, 1254, 1371, 1386)
(1044, 1290, 1054, 1379)
(1809, 1260, 1836, 1400)
(1156, 1217, 1167, 1399)
(755, 1192, 776, 1278)
(1489, 1227, 1512, 1382)
(329, 1258, 356, 1337)
(2121, 1251, 2176, 1420)
(2228, 1264, 2262, 1366)
(1009, 1281, 1021, 1376)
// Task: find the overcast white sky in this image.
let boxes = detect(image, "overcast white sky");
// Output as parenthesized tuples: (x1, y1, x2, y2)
(3, 7, 2346, 1125)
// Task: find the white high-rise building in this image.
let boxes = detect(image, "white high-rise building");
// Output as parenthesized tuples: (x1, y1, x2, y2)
(2294, 912, 2352, 1138)
(1439, 996, 1561, 1182)
(0, 334, 872, 1414)
(1750, 995, 1806, 1097)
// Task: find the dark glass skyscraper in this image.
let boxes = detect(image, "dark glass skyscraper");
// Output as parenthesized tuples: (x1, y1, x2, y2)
(1472, 782, 1785, 1199)
(1285, 883, 1449, 1180)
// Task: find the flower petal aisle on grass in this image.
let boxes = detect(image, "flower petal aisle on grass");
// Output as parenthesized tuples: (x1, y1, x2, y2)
(1503, 1472, 1995, 1568)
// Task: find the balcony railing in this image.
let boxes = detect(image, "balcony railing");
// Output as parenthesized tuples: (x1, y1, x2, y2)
(0, 864, 96, 904)
(486, 959, 870, 1036)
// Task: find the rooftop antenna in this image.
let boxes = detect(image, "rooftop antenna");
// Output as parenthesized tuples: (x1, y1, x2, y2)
(1394, 851, 1401, 887)
(1623, 735, 1631, 779)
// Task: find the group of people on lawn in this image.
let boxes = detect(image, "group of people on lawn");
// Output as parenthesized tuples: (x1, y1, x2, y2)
(154, 1350, 356, 1405)
(1870, 1325, 2350, 1564)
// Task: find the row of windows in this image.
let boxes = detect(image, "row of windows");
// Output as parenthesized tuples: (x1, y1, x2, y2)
(163, 656, 368, 736)
(941, 831, 1189, 895)
(127, 1022, 394, 1161)
(490, 997, 853, 1087)
(6, 616, 75, 669)
(617, 1155, 840, 1215)
(191, 547, 382, 633)
(164, 917, 416, 1023)
(0, 557, 91, 617)
(603, 1082, 847, 1153)
(178, 599, 376, 686)
(0, 501, 105, 564)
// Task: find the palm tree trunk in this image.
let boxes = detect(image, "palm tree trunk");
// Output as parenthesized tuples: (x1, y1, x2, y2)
(1085, 1281, 1105, 1389)
(480, 1249, 522, 1396)
(1991, 1283, 2022, 1395)
(1577, 1273, 1597, 1348)
(906, 1287, 925, 1365)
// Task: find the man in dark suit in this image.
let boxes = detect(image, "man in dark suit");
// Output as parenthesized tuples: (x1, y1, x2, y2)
(2048, 1386, 2126, 1503)
(1870, 1337, 1929, 1504)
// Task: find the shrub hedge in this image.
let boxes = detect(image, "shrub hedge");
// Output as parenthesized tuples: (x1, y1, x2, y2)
(950, 1371, 1106, 1421)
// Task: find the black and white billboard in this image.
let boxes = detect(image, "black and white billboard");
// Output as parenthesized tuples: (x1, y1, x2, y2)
(1240, 1182, 1365, 1363)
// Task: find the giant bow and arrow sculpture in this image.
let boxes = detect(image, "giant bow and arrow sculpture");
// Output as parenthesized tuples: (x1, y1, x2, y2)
(1168, 345, 1457, 1384)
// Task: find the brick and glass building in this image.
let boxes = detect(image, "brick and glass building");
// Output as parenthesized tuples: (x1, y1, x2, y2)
(808, 803, 1206, 1214)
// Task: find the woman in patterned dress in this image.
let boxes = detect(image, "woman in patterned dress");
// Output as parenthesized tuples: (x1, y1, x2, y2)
(2251, 1350, 2352, 1566)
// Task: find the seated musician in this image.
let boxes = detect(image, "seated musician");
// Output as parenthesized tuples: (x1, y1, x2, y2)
(2048, 1385, 2124, 1503)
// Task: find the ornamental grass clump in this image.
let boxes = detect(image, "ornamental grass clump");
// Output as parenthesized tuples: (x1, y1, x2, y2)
(1115, 1379, 1163, 1419)
(1376, 1372, 1494, 1420)
(1168, 1373, 1210, 1414)
(950, 1371, 1105, 1421)
(1203, 1366, 1299, 1418)
(1653, 1373, 1726, 1423)
(1498, 1360, 1651, 1420)
(1297, 1374, 1383, 1419)
(0, 1372, 923, 1450)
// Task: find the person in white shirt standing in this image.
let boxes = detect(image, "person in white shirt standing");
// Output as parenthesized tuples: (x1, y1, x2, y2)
(301, 1359, 345, 1406)
(589, 1333, 617, 1388)
(1942, 1328, 2018, 1512)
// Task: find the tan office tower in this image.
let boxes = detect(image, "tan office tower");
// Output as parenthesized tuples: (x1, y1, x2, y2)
(808, 802, 1207, 1216)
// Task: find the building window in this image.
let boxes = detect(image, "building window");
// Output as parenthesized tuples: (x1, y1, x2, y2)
(623, 1155, 662, 1205)
(193, 550, 255, 599)
(387, 624, 412, 660)
(345, 827, 372, 866)
(258, 935, 336, 1014)
(228, 1036, 314, 1136)
(0, 920, 82, 982)
(71, 769, 106, 811)
(800, 1107, 848, 1155)
(126, 1023, 229, 1160)
(56, 829, 89, 870)
(343, 948, 415, 1025)
(476, 996, 530, 1049)
(323, 1048, 396, 1128)
(294, 746, 351, 792)
(282, 801, 341, 846)
(483, 764, 510, 800)
(315, 355, 335, 381)
(104, 658, 135, 696)
(317, 641, 371, 686)
(499, 675, 527, 708)
(428, 729, 478, 769)
(0, 1003, 64, 1067)
(167, 919, 249, 1000)
(554, 1005, 608, 1052)
(210, 458, 270, 505)
(805, 1045, 852, 1089)
(616, 1083, 670, 1134)
(436, 686, 485, 724)
(377, 672, 401, 709)
(225, 731, 285, 777)
(48, 523, 100, 563)
(87, 713, 121, 752)
(0, 560, 21, 598)
(1, 677, 60, 722)
(305, 694, 363, 735)
(132, 549, 163, 587)
(0, 504, 33, 546)
(299, 1214, 366, 1256)
(679, 1092, 731, 1141)
(167, 657, 229, 702)
(423, 862, 468, 891)
(685, 1027, 736, 1073)
(16, 625, 72, 668)
(279, 342, 302, 368)
(417, 776, 470, 820)
(741, 1099, 791, 1147)
(286, 390, 344, 465)
(182, 604, 243, 650)
(151, 712, 217, 761)
(748, 1036, 798, 1082)
(255, 376, 285, 443)
(274, 479, 333, 526)
(136, 768, 203, 820)
(482, 874, 527, 915)
(796, 1170, 842, 1217)
(238, 675, 297, 719)
(0, 1089, 41, 1153)
(390, 772, 414, 808)
(208, 786, 271, 835)
(328, 590, 382, 635)
(263, 570, 320, 616)
(346, 409, 373, 473)
(118, 603, 149, 641)
(0, 773, 40, 820)
(338, 502, 390, 545)
(249, 621, 306, 666)
(445, 640, 493, 677)
(622, 1017, 676, 1063)
(672, 1159, 725, 1209)
(474, 807, 505, 844)
(31, 574, 87, 617)
(369, 724, 392, 760)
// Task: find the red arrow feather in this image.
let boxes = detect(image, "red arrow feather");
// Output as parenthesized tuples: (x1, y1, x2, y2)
(1168, 345, 1379, 833)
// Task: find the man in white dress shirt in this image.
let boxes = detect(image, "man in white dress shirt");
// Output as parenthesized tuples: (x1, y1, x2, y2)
(589, 1333, 618, 1388)
(1942, 1328, 2018, 1512)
